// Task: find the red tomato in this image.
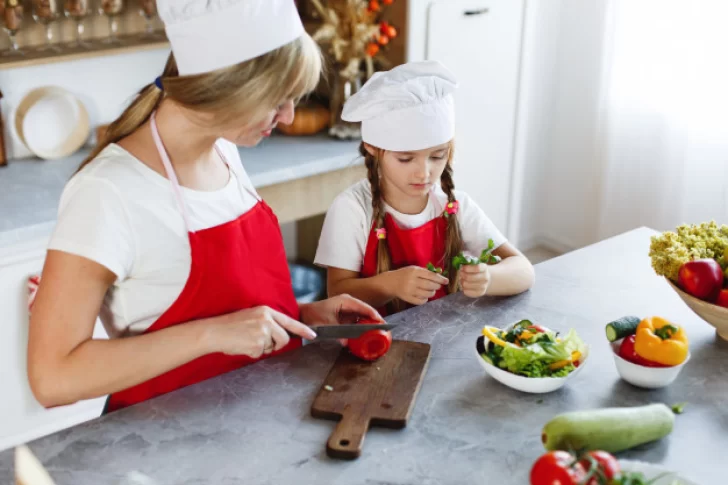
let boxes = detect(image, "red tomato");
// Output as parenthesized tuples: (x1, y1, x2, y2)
(580, 451, 620, 484)
(530, 451, 586, 485)
(717, 289, 728, 308)
(365, 43, 380, 57)
(618, 335, 668, 367)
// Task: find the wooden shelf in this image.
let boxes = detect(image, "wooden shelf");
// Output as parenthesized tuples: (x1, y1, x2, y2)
(0, 34, 169, 70)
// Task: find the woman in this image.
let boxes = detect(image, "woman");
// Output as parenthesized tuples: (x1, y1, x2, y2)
(27, 0, 382, 413)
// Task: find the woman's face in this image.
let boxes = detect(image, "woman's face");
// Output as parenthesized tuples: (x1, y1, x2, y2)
(221, 99, 295, 147)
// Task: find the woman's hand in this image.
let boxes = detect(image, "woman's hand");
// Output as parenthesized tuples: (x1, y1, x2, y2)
(299, 294, 384, 326)
(206, 306, 317, 358)
(459, 263, 491, 298)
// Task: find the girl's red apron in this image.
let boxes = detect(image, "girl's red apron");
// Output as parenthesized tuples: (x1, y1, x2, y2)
(360, 194, 449, 316)
(104, 113, 300, 413)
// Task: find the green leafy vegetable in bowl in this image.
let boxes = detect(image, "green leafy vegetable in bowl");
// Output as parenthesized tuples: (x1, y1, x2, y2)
(479, 320, 586, 378)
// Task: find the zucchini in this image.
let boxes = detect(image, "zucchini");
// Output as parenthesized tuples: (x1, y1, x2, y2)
(542, 403, 675, 453)
(605, 316, 642, 342)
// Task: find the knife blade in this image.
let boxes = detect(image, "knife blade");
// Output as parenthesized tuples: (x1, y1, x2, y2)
(308, 323, 396, 340)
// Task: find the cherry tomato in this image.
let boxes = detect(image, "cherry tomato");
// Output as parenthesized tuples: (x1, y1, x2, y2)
(348, 330, 392, 361)
(365, 43, 380, 57)
(618, 335, 667, 367)
(580, 451, 620, 484)
(530, 451, 587, 485)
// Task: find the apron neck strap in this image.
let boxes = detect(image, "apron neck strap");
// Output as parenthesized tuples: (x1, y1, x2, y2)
(150, 111, 192, 231)
(149, 111, 261, 232)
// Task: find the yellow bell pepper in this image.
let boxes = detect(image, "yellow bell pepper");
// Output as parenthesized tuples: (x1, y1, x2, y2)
(482, 327, 509, 347)
(634, 316, 689, 366)
(518, 330, 535, 342)
(549, 351, 582, 371)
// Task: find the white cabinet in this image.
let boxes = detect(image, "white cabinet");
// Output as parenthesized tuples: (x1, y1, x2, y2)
(406, 0, 525, 235)
(0, 235, 106, 452)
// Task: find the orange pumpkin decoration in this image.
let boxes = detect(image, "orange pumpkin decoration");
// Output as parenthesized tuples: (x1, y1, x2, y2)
(277, 104, 330, 136)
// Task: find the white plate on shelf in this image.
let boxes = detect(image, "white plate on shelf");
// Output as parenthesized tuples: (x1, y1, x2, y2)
(14, 86, 90, 160)
(619, 460, 701, 485)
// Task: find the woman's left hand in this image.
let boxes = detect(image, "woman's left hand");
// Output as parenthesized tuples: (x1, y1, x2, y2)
(459, 263, 491, 298)
(299, 294, 384, 327)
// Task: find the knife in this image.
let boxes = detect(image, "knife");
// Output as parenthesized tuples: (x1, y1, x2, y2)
(307, 323, 397, 341)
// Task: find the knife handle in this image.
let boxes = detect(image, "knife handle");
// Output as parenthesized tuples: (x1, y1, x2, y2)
(326, 405, 370, 460)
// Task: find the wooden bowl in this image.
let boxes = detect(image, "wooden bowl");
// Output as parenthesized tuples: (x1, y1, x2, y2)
(665, 277, 728, 341)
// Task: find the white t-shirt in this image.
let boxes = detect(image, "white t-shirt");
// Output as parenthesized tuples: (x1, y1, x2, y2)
(48, 142, 261, 338)
(314, 179, 507, 272)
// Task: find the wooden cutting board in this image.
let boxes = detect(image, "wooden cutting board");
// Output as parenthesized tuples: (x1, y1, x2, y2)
(311, 340, 431, 459)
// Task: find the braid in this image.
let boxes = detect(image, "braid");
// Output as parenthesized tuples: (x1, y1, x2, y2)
(440, 141, 463, 294)
(360, 143, 404, 312)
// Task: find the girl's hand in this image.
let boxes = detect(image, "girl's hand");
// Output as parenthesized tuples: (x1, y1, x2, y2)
(389, 266, 449, 306)
(299, 294, 384, 326)
(459, 263, 491, 298)
(207, 306, 316, 358)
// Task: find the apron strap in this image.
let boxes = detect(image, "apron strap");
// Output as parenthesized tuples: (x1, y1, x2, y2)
(149, 112, 261, 232)
(221, 146, 262, 202)
(150, 112, 193, 231)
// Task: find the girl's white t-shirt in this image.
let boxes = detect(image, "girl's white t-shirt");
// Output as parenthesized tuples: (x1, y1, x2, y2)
(314, 179, 507, 272)
(47, 141, 261, 338)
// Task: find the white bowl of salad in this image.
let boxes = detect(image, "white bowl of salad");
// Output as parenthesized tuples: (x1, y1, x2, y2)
(475, 319, 589, 393)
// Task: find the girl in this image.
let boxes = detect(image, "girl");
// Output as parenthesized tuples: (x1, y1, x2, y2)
(315, 61, 535, 314)
(27, 0, 381, 413)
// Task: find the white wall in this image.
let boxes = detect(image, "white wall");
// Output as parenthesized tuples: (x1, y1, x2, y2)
(514, 0, 609, 253)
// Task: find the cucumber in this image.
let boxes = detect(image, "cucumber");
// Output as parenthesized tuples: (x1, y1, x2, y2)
(542, 403, 674, 453)
(605, 316, 642, 342)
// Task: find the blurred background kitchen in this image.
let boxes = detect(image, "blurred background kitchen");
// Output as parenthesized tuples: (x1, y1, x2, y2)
(1, 0, 726, 454)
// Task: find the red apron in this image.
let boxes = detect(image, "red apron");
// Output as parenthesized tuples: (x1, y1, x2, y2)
(105, 113, 300, 413)
(360, 197, 449, 316)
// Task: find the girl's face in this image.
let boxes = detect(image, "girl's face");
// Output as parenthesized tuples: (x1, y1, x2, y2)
(367, 142, 451, 201)
(221, 99, 295, 147)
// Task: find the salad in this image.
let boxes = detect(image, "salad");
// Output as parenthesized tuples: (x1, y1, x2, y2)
(478, 320, 586, 378)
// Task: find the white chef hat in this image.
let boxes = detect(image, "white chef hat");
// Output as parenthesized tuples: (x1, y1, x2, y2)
(341, 60, 458, 151)
(158, 0, 304, 76)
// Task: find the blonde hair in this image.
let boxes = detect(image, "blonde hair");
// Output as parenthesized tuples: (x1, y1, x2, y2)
(79, 33, 323, 172)
(362, 140, 463, 312)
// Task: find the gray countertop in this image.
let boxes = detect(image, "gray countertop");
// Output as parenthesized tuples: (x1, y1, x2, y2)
(1, 227, 726, 484)
(0, 134, 361, 241)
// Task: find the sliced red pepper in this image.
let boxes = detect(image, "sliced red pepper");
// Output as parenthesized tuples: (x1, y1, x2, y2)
(347, 318, 392, 361)
(348, 330, 392, 361)
(528, 325, 547, 333)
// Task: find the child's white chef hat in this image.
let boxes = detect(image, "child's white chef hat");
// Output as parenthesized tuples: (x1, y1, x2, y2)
(342, 60, 458, 151)
(157, 0, 304, 76)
